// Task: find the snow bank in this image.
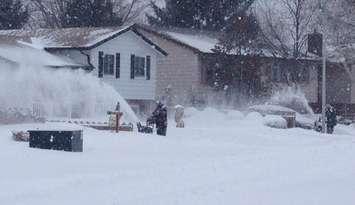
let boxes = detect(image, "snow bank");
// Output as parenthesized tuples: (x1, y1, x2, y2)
(1, 113, 355, 205)
(245, 111, 263, 122)
(263, 115, 287, 129)
(184, 107, 226, 127)
(183, 108, 269, 129)
(183, 107, 316, 130)
(224, 110, 245, 121)
(184, 107, 291, 129)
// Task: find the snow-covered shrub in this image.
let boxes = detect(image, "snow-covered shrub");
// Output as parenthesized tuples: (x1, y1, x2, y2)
(263, 115, 287, 129)
(245, 112, 263, 122)
(183, 107, 226, 127)
(225, 110, 245, 121)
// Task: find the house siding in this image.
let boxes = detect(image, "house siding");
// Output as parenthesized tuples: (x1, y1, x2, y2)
(201, 54, 352, 109)
(138, 29, 202, 105)
(90, 31, 159, 100)
(52, 31, 159, 101)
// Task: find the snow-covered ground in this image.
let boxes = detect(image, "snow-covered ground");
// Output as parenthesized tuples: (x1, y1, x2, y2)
(1, 108, 355, 205)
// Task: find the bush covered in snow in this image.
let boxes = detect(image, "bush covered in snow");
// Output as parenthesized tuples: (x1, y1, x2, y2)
(245, 112, 263, 122)
(224, 110, 245, 121)
(263, 115, 287, 129)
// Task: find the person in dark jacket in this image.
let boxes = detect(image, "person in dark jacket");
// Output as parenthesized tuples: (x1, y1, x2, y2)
(148, 102, 168, 136)
(325, 104, 337, 134)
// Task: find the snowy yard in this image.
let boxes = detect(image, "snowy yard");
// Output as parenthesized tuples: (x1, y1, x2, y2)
(1, 109, 355, 205)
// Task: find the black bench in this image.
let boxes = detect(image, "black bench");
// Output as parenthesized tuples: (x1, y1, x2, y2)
(28, 130, 83, 152)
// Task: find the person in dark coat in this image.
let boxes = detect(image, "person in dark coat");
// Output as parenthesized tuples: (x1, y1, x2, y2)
(325, 104, 337, 134)
(148, 102, 168, 136)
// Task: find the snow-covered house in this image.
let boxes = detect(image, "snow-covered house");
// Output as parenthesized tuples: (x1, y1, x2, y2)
(137, 25, 353, 115)
(0, 24, 168, 114)
(137, 25, 218, 106)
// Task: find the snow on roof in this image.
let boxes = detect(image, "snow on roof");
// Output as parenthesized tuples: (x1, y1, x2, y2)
(0, 24, 150, 49)
(0, 24, 168, 56)
(0, 41, 83, 67)
(0, 25, 132, 48)
(165, 31, 219, 53)
(148, 28, 274, 56)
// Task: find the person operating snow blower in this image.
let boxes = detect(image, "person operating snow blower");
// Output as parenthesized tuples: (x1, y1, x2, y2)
(314, 104, 337, 134)
(325, 104, 337, 134)
(147, 101, 168, 136)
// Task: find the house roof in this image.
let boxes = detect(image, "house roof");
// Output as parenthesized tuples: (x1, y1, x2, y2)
(136, 24, 349, 63)
(136, 24, 219, 54)
(0, 40, 84, 68)
(0, 24, 168, 56)
(164, 31, 218, 53)
(136, 24, 277, 57)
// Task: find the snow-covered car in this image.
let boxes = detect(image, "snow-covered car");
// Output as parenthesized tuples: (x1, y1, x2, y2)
(248, 104, 315, 129)
(248, 104, 297, 117)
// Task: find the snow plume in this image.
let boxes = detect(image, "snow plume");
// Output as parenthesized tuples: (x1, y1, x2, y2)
(0, 47, 138, 123)
(269, 86, 314, 115)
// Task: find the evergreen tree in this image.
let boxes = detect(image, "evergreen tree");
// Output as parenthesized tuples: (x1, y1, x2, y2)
(0, 0, 29, 30)
(147, 0, 199, 29)
(147, 0, 255, 31)
(209, 3, 260, 92)
(62, 0, 123, 28)
(215, 12, 261, 55)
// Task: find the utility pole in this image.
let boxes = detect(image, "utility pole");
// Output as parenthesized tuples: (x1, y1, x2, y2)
(319, 0, 327, 133)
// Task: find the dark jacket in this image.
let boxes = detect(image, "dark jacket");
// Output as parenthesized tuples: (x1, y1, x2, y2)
(148, 104, 168, 128)
(326, 107, 337, 127)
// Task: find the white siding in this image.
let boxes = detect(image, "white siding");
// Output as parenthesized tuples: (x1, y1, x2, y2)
(51, 31, 160, 101)
(90, 31, 159, 100)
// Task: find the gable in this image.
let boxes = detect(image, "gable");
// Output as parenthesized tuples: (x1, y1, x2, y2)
(92, 30, 164, 57)
(81, 29, 168, 56)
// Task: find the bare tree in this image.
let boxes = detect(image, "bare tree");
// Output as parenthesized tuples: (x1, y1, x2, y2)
(323, 0, 355, 69)
(256, 0, 317, 58)
(30, 0, 65, 28)
(30, 0, 148, 28)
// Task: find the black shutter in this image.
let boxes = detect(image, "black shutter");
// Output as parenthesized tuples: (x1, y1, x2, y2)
(130, 54, 135, 79)
(98, 51, 104, 78)
(115, 53, 120, 78)
(146, 56, 151, 80)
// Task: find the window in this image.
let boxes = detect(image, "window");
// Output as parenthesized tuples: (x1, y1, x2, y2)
(289, 63, 310, 83)
(271, 62, 282, 82)
(104, 54, 115, 75)
(133, 56, 146, 77)
(296, 66, 310, 82)
(271, 61, 310, 83)
(131, 55, 151, 80)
